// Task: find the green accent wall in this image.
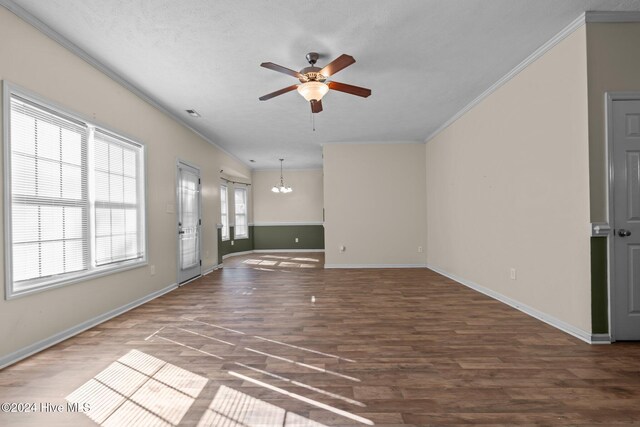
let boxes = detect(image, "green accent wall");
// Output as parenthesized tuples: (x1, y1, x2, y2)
(254, 225, 324, 250)
(218, 225, 325, 263)
(218, 226, 254, 264)
(591, 236, 608, 334)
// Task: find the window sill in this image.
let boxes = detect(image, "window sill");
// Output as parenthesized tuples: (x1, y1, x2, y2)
(6, 258, 148, 300)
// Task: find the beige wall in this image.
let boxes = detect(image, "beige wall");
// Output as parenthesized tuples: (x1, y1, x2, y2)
(586, 22, 640, 221)
(323, 143, 426, 267)
(426, 27, 592, 332)
(252, 169, 323, 224)
(0, 8, 250, 361)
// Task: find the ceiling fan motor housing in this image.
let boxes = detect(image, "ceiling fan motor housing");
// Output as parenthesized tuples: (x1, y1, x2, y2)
(299, 66, 326, 83)
(306, 52, 319, 65)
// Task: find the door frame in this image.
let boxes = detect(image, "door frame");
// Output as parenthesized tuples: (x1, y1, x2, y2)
(176, 158, 202, 286)
(605, 91, 640, 341)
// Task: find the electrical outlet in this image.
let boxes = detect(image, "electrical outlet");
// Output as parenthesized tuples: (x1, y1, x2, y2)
(295, 237, 299, 243)
(150, 265, 156, 275)
(418, 246, 423, 253)
(510, 268, 517, 280)
(231, 240, 234, 246)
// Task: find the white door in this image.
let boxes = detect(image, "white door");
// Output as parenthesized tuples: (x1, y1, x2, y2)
(177, 161, 201, 284)
(612, 99, 640, 340)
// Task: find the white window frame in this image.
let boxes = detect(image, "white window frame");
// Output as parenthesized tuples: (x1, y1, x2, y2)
(3, 81, 147, 299)
(234, 187, 248, 239)
(220, 184, 229, 241)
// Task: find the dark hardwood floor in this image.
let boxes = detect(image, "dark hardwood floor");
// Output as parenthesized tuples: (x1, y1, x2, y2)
(1, 265, 640, 426)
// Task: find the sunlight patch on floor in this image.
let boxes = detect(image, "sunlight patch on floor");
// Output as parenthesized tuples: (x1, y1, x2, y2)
(228, 372, 374, 425)
(197, 385, 328, 427)
(66, 349, 208, 426)
(243, 259, 278, 266)
(245, 347, 360, 382)
(234, 362, 366, 407)
(241, 258, 317, 270)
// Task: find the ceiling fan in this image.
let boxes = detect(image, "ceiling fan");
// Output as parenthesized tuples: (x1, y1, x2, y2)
(259, 52, 371, 113)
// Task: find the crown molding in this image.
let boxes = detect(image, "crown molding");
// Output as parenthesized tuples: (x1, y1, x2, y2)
(586, 11, 640, 22)
(425, 12, 587, 143)
(0, 0, 249, 168)
(425, 10, 640, 144)
(322, 140, 422, 146)
(252, 167, 323, 172)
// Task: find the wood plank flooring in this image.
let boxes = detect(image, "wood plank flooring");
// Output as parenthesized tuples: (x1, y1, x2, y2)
(1, 264, 640, 426)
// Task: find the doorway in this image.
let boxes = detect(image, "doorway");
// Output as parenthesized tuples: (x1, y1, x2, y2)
(608, 94, 640, 340)
(177, 160, 201, 284)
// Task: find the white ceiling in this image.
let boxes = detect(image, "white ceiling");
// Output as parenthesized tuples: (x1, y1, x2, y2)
(5, 0, 640, 169)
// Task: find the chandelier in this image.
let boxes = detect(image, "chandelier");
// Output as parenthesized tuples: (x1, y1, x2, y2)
(272, 158, 292, 193)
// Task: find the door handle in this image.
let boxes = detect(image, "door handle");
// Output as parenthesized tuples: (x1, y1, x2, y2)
(618, 229, 632, 237)
(178, 230, 185, 235)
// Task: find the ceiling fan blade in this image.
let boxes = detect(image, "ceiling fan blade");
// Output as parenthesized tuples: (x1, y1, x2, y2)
(319, 54, 355, 77)
(327, 81, 372, 98)
(310, 99, 323, 113)
(260, 62, 303, 79)
(259, 84, 299, 101)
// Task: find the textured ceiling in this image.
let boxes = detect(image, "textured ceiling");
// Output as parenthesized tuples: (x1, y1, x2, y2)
(5, 0, 640, 169)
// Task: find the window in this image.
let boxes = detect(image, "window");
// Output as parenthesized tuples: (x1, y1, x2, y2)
(220, 185, 229, 241)
(234, 187, 248, 239)
(93, 130, 144, 266)
(4, 84, 146, 298)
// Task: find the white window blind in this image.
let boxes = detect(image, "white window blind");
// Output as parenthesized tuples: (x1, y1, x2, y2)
(9, 96, 89, 291)
(93, 130, 144, 266)
(5, 86, 146, 298)
(234, 187, 248, 238)
(220, 185, 229, 240)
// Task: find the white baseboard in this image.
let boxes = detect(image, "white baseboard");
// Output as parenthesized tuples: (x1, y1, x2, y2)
(426, 264, 605, 344)
(325, 263, 427, 269)
(253, 249, 325, 253)
(202, 264, 221, 276)
(252, 222, 324, 226)
(178, 275, 203, 286)
(0, 282, 178, 369)
(590, 333, 612, 344)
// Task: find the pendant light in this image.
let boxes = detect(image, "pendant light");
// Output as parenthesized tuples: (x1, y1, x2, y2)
(271, 159, 292, 193)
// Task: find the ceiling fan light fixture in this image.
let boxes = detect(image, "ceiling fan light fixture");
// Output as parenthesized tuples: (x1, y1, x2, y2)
(297, 81, 329, 102)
